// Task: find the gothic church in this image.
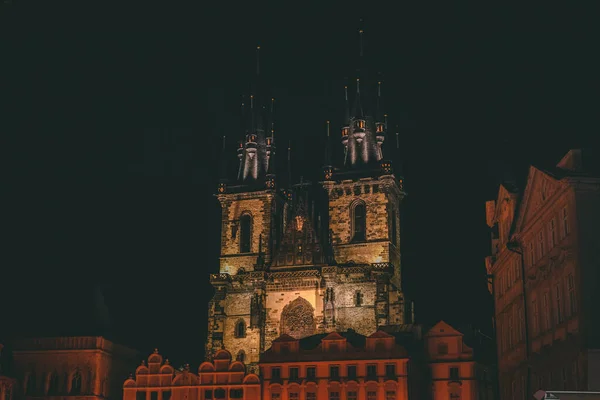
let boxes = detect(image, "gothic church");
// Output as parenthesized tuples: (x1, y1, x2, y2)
(206, 35, 413, 373)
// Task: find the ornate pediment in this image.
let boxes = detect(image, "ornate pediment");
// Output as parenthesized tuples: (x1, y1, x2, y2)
(515, 167, 561, 232)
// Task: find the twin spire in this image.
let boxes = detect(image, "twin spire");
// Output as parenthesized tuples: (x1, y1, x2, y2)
(218, 23, 400, 196)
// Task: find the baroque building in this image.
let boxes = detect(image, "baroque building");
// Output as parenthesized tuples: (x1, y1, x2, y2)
(485, 149, 600, 399)
(205, 35, 412, 371)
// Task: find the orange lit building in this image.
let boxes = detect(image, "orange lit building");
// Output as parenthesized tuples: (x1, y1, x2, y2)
(11, 336, 139, 400)
(123, 349, 260, 400)
(259, 330, 415, 400)
(485, 149, 600, 399)
(425, 321, 494, 400)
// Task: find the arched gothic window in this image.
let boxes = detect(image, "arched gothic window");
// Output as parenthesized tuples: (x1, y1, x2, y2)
(47, 372, 59, 395)
(236, 350, 246, 363)
(239, 214, 252, 253)
(26, 372, 37, 395)
(355, 291, 363, 307)
(352, 202, 366, 242)
(70, 371, 82, 395)
(235, 320, 246, 338)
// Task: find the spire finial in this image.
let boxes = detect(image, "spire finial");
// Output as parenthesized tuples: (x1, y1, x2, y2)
(256, 45, 260, 76)
(359, 24, 364, 57)
(396, 126, 400, 149)
(356, 78, 360, 94)
(378, 81, 382, 97)
(222, 135, 226, 150)
(344, 85, 348, 101)
(326, 120, 330, 137)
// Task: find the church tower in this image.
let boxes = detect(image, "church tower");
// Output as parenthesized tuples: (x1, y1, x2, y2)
(206, 46, 284, 368)
(322, 27, 410, 327)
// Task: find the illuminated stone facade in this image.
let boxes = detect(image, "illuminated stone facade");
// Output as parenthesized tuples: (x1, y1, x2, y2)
(206, 44, 413, 372)
(485, 149, 600, 398)
(11, 336, 139, 400)
(123, 349, 261, 400)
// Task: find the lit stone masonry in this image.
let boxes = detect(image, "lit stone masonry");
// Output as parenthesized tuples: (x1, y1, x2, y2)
(217, 190, 278, 274)
(323, 175, 404, 288)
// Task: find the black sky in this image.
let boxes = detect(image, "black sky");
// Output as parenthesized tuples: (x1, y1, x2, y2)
(3, 2, 599, 368)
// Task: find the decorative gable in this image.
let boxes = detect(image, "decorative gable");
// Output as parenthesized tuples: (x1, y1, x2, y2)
(514, 167, 561, 232)
(425, 321, 463, 338)
(272, 197, 325, 267)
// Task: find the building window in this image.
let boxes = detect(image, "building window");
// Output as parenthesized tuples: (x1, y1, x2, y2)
(204, 390, 213, 399)
(329, 366, 340, 379)
(528, 242, 535, 266)
(230, 389, 243, 399)
(561, 207, 569, 238)
(306, 367, 316, 379)
(366, 364, 377, 379)
(150, 393, 158, 400)
(351, 202, 366, 242)
(26, 372, 37, 395)
(385, 364, 396, 378)
(508, 313, 514, 349)
(47, 372, 59, 395)
(214, 389, 226, 399)
(538, 230, 546, 258)
(518, 306, 524, 342)
(567, 273, 577, 315)
(555, 283, 563, 324)
(348, 391, 357, 400)
(437, 342, 448, 355)
(271, 394, 280, 400)
(4, 387, 11, 400)
(329, 392, 340, 400)
(515, 258, 521, 280)
(239, 214, 252, 253)
(163, 391, 171, 400)
(289, 367, 299, 381)
(236, 350, 245, 363)
(306, 393, 316, 400)
(347, 365, 357, 380)
(70, 371, 82, 395)
(137, 392, 146, 400)
(507, 264, 513, 288)
(449, 367, 459, 380)
(289, 393, 299, 400)
(367, 392, 377, 400)
(543, 291, 551, 331)
(531, 298, 539, 336)
(271, 368, 281, 380)
(235, 320, 246, 338)
(549, 219, 557, 247)
(355, 291, 363, 307)
(385, 391, 395, 400)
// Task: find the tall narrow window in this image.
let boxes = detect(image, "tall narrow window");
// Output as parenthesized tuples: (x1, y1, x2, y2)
(70, 371, 82, 395)
(239, 214, 252, 253)
(518, 307, 524, 342)
(390, 209, 398, 246)
(515, 258, 521, 280)
(528, 242, 535, 266)
(531, 298, 539, 336)
(561, 207, 570, 238)
(555, 283, 563, 324)
(235, 320, 246, 338)
(508, 313, 514, 349)
(26, 373, 37, 395)
(236, 350, 245, 363)
(538, 231, 546, 258)
(352, 202, 366, 242)
(549, 219, 557, 247)
(355, 291, 363, 307)
(48, 372, 59, 395)
(543, 291, 551, 331)
(567, 273, 577, 315)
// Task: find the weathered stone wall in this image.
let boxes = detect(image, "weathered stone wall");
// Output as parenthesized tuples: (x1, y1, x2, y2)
(218, 191, 275, 274)
(222, 291, 261, 365)
(333, 281, 378, 336)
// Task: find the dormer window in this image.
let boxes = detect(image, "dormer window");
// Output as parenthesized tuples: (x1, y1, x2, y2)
(342, 127, 349, 137)
(266, 137, 273, 146)
(355, 120, 365, 129)
(376, 123, 384, 133)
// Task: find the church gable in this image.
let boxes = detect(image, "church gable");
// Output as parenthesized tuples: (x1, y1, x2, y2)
(272, 197, 325, 267)
(425, 321, 463, 338)
(514, 167, 561, 232)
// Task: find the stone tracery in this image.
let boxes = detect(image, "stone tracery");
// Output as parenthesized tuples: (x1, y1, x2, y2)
(280, 297, 316, 339)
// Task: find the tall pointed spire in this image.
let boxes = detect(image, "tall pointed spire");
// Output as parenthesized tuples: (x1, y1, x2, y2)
(324, 120, 333, 180)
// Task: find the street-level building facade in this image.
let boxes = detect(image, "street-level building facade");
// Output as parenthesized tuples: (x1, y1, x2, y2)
(485, 149, 600, 399)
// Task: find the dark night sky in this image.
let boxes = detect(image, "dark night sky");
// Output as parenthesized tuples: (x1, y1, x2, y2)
(3, 2, 598, 368)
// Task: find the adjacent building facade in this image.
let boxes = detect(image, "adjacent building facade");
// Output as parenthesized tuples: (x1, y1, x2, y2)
(10, 336, 139, 400)
(1, 344, 17, 400)
(485, 149, 600, 399)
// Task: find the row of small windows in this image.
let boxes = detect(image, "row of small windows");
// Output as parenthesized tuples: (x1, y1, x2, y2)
(527, 207, 569, 267)
(273, 391, 396, 400)
(270, 364, 397, 380)
(25, 371, 84, 395)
